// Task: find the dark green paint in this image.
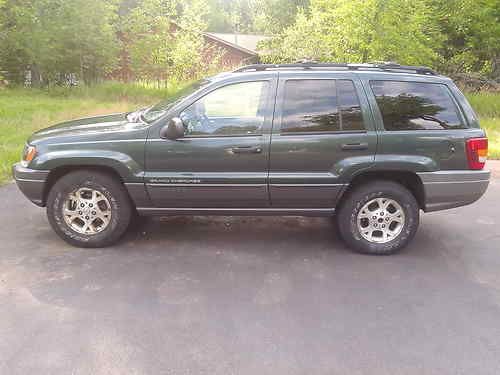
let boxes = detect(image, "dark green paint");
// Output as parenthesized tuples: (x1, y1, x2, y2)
(14, 69, 489, 213)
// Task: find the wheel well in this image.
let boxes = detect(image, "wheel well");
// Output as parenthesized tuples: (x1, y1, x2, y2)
(340, 171, 425, 210)
(42, 165, 124, 206)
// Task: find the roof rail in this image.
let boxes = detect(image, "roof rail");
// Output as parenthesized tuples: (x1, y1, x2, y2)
(232, 62, 437, 75)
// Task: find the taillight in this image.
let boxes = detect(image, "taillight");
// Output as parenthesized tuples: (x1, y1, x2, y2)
(465, 137, 488, 170)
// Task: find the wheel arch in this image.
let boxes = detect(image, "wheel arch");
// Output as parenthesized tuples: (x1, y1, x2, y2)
(338, 170, 425, 210)
(42, 165, 126, 206)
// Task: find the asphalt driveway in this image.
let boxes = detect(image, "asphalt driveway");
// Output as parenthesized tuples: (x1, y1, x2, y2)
(1, 165, 500, 374)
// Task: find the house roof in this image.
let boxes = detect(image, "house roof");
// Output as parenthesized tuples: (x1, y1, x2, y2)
(203, 32, 270, 56)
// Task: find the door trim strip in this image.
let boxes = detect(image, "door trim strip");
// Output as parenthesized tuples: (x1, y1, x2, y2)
(146, 183, 267, 187)
(270, 183, 345, 187)
(136, 207, 335, 216)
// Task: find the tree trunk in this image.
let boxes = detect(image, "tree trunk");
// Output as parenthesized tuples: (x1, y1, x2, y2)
(30, 64, 41, 87)
(492, 56, 500, 80)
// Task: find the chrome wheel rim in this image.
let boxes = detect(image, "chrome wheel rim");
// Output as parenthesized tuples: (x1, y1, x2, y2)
(62, 188, 112, 235)
(357, 197, 405, 243)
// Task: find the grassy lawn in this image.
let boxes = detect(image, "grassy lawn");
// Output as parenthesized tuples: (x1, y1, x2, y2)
(0, 82, 178, 184)
(0, 84, 499, 184)
(465, 93, 500, 159)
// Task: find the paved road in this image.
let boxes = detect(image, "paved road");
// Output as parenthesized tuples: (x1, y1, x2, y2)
(1, 170, 500, 375)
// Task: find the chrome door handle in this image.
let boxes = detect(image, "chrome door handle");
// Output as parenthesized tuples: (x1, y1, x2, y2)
(341, 142, 368, 151)
(231, 146, 262, 154)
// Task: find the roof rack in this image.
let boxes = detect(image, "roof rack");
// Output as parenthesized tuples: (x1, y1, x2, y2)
(232, 61, 437, 76)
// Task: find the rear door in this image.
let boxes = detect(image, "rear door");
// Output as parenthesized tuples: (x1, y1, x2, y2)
(268, 72, 377, 208)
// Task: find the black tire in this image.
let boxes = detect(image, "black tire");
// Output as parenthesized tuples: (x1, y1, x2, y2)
(46, 170, 132, 248)
(337, 180, 419, 255)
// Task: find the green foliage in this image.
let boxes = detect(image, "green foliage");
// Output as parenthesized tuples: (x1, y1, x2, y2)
(0, 0, 218, 86)
(465, 92, 500, 159)
(479, 118, 500, 159)
(206, 0, 259, 33)
(261, 0, 443, 65)
(260, 0, 500, 79)
(466, 92, 500, 118)
(432, 0, 500, 77)
(253, 0, 309, 34)
(1, 0, 500, 84)
(121, 0, 215, 84)
(0, 0, 119, 85)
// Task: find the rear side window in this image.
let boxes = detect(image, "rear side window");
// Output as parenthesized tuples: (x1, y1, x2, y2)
(281, 79, 365, 133)
(370, 81, 465, 130)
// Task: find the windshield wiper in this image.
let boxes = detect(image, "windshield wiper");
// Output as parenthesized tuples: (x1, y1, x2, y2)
(419, 115, 448, 128)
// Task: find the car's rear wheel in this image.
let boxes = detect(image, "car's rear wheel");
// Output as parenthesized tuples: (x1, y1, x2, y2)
(46, 170, 132, 248)
(337, 180, 419, 255)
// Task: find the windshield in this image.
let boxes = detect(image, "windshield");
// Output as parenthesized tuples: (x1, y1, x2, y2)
(141, 79, 210, 123)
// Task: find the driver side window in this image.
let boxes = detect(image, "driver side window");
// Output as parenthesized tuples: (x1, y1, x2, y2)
(180, 81, 269, 136)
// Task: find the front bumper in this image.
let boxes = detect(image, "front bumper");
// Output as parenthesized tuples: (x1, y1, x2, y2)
(417, 170, 490, 212)
(12, 163, 50, 207)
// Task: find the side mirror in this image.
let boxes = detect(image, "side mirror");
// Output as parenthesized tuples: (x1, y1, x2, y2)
(160, 117, 185, 140)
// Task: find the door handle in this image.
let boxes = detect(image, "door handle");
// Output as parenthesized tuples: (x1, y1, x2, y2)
(231, 146, 262, 154)
(341, 142, 368, 151)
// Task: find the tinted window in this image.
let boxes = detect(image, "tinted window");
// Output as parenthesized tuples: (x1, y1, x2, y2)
(370, 81, 465, 130)
(180, 81, 268, 136)
(281, 79, 365, 133)
(337, 80, 365, 131)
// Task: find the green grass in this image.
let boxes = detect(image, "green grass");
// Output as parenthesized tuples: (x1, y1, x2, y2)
(465, 92, 500, 159)
(480, 117, 500, 159)
(0, 84, 499, 184)
(0, 82, 185, 184)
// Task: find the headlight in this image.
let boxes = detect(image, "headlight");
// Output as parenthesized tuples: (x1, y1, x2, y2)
(21, 144, 37, 167)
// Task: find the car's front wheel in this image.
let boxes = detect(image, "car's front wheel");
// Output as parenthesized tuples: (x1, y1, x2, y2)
(46, 170, 132, 248)
(337, 180, 419, 255)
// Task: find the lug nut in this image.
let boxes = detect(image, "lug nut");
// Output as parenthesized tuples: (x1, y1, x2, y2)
(85, 216, 89, 220)
(89, 203, 93, 207)
(92, 211, 96, 215)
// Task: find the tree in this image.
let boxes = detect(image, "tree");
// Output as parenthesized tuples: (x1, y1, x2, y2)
(0, 0, 119, 86)
(253, 0, 309, 34)
(429, 0, 500, 77)
(204, 0, 258, 33)
(260, 0, 443, 65)
(122, 0, 213, 85)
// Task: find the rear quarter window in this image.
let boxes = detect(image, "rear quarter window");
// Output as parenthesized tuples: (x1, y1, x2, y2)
(370, 81, 466, 130)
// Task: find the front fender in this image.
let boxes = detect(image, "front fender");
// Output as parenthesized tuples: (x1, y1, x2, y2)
(30, 149, 145, 183)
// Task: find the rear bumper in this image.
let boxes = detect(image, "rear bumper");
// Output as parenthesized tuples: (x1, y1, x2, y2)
(417, 170, 490, 212)
(12, 163, 49, 207)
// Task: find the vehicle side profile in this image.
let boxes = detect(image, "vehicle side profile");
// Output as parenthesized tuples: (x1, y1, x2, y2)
(13, 62, 490, 254)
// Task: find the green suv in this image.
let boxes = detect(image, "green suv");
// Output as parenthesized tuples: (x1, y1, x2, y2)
(13, 62, 490, 254)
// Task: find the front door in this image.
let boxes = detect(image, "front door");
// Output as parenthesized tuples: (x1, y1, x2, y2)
(145, 78, 276, 208)
(269, 73, 377, 208)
